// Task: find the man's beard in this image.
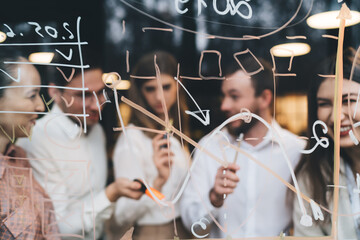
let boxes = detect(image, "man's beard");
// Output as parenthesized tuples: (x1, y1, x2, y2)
(226, 106, 260, 138)
(227, 118, 257, 137)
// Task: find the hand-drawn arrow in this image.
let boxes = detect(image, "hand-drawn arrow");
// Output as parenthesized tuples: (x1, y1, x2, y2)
(331, 2, 351, 235)
(174, 77, 210, 126)
(0, 67, 20, 82)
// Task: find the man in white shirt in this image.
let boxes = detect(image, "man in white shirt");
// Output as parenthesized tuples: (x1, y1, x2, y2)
(17, 50, 143, 239)
(180, 57, 305, 238)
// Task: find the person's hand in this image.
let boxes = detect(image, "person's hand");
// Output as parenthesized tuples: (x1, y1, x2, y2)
(152, 134, 174, 190)
(106, 178, 143, 202)
(209, 163, 240, 208)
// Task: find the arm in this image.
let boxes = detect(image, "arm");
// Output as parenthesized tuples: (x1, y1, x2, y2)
(180, 145, 221, 231)
(113, 133, 159, 226)
(17, 132, 142, 238)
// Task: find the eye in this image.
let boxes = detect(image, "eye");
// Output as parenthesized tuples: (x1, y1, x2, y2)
(317, 101, 331, 107)
(343, 98, 358, 104)
(162, 84, 171, 91)
(230, 94, 239, 101)
(144, 86, 156, 93)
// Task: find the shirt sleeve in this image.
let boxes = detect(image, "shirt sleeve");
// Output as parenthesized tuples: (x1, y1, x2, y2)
(17, 136, 114, 239)
(112, 132, 158, 227)
(180, 141, 221, 232)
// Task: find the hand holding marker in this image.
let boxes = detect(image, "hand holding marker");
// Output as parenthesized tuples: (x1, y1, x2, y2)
(134, 179, 165, 201)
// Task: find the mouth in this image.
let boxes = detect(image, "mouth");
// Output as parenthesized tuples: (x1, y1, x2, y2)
(29, 116, 38, 125)
(340, 126, 351, 136)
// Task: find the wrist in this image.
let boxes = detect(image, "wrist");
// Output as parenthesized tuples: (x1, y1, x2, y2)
(105, 183, 120, 202)
(153, 177, 166, 191)
(209, 188, 224, 208)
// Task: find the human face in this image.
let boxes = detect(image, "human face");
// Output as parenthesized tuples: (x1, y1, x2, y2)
(0, 64, 44, 139)
(317, 78, 360, 148)
(56, 69, 105, 127)
(221, 70, 260, 135)
(141, 74, 177, 118)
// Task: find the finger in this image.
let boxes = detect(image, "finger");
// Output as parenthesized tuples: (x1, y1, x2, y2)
(127, 190, 144, 200)
(221, 178, 237, 188)
(153, 134, 165, 141)
(152, 134, 165, 148)
(213, 186, 235, 196)
(130, 181, 143, 190)
(156, 138, 171, 148)
(221, 171, 239, 182)
(156, 156, 173, 167)
(226, 163, 240, 172)
(158, 148, 174, 156)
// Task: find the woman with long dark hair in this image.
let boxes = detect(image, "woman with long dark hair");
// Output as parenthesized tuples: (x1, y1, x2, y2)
(0, 54, 60, 239)
(293, 47, 360, 239)
(112, 51, 191, 239)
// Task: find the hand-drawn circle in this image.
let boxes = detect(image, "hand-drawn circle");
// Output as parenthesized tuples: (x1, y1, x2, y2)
(103, 72, 122, 89)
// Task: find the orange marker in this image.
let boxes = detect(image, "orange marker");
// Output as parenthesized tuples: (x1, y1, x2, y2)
(134, 179, 165, 201)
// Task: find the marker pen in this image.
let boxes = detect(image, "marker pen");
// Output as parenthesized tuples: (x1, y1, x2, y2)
(134, 179, 165, 201)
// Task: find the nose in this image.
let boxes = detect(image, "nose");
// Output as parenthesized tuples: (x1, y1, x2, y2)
(156, 88, 163, 102)
(330, 106, 346, 123)
(220, 97, 231, 113)
(35, 94, 45, 112)
(87, 96, 99, 111)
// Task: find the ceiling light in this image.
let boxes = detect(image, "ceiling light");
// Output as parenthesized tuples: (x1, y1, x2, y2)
(102, 73, 131, 90)
(271, 43, 311, 57)
(0, 31, 6, 43)
(29, 52, 54, 63)
(307, 10, 360, 29)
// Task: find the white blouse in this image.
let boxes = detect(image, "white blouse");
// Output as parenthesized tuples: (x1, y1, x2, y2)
(113, 124, 190, 227)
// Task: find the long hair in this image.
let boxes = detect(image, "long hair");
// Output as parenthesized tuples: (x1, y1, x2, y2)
(294, 47, 360, 219)
(0, 54, 25, 98)
(128, 51, 189, 139)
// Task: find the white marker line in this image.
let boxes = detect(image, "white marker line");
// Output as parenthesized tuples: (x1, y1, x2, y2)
(4, 61, 89, 69)
(0, 85, 88, 91)
(327, 185, 347, 189)
(0, 111, 88, 117)
(75, 16, 88, 134)
(0, 42, 88, 46)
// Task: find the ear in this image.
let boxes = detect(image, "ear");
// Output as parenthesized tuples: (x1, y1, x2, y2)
(259, 89, 273, 110)
(48, 83, 61, 102)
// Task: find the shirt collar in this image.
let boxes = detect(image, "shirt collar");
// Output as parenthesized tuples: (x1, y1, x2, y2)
(231, 120, 283, 150)
(0, 144, 17, 179)
(51, 104, 82, 140)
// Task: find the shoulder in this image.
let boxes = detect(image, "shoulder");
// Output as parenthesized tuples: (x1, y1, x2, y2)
(114, 124, 151, 149)
(275, 123, 306, 150)
(198, 128, 231, 147)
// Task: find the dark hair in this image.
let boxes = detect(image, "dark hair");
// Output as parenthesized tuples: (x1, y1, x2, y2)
(223, 56, 275, 97)
(128, 51, 189, 138)
(294, 47, 360, 220)
(48, 47, 103, 87)
(0, 54, 26, 98)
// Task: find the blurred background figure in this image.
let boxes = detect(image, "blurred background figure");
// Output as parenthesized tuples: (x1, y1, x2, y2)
(111, 51, 191, 239)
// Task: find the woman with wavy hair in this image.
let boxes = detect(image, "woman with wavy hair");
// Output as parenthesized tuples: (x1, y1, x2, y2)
(112, 51, 191, 239)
